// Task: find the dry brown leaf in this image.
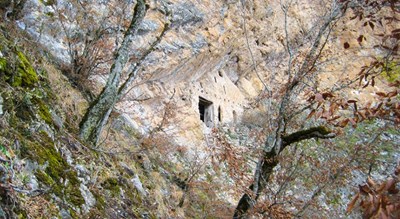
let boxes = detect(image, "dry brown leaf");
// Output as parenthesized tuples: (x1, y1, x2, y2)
(346, 193, 360, 213)
(328, 115, 341, 121)
(358, 111, 367, 120)
(387, 90, 398, 98)
(306, 109, 316, 120)
(376, 92, 388, 97)
(367, 177, 376, 188)
(337, 118, 349, 127)
(360, 184, 372, 195)
(348, 99, 358, 103)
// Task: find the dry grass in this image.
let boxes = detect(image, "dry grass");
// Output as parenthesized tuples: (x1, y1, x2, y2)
(20, 196, 59, 218)
(44, 62, 89, 129)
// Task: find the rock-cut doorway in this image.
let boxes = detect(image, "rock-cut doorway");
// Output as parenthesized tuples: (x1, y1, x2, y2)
(198, 96, 213, 127)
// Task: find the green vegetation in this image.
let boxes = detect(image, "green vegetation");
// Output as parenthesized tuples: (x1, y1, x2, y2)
(0, 32, 38, 88)
(39, 0, 57, 6)
(32, 96, 53, 125)
(0, 57, 7, 71)
(0, 29, 156, 217)
(382, 61, 400, 83)
(102, 177, 120, 196)
(20, 133, 85, 207)
(0, 30, 86, 218)
(13, 51, 39, 87)
(0, 52, 38, 87)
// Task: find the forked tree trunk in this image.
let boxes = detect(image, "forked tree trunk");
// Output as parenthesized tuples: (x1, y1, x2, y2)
(233, 127, 335, 218)
(233, 150, 278, 218)
(233, 3, 342, 216)
(79, 0, 147, 145)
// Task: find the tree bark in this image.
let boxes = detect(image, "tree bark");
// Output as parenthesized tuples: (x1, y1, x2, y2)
(233, 150, 278, 218)
(79, 0, 147, 145)
(233, 127, 335, 218)
(233, 3, 343, 217)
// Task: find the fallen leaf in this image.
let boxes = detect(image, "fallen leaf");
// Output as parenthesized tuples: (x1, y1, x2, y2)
(346, 193, 360, 213)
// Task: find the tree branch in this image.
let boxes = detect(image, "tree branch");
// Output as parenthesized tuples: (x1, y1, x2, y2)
(281, 126, 335, 149)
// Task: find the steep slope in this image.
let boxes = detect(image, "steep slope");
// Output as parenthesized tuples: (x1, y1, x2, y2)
(0, 24, 234, 218)
(1, 0, 398, 218)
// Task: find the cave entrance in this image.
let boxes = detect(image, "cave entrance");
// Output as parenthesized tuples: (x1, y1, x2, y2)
(199, 97, 213, 127)
(218, 106, 222, 122)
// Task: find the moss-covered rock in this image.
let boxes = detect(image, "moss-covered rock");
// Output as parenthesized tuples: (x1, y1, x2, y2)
(0, 57, 7, 72)
(0, 33, 38, 88)
(102, 177, 120, 196)
(0, 24, 95, 219)
(0, 23, 161, 219)
(382, 61, 400, 83)
(31, 96, 53, 125)
(20, 133, 85, 210)
(13, 51, 38, 87)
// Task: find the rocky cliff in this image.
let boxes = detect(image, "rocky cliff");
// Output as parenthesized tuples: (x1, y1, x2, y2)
(0, 0, 398, 218)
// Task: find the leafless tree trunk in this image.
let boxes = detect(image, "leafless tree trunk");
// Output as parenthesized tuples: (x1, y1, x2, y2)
(233, 1, 343, 217)
(79, 0, 147, 145)
(79, 0, 171, 145)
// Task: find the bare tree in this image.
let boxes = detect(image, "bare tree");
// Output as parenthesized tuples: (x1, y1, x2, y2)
(233, 0, 400, 216)
(79, 0, 171, 145)
(233, 1, 344, 217)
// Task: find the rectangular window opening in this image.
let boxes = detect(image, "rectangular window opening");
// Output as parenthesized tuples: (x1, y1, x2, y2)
(199, 97, 213, 127)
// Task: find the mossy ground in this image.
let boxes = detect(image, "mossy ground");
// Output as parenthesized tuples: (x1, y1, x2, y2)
(101, 177, 120, 196)
(0, 27, 85, 218)
(20, 133, 85, 206)
(0, 40, 38, 87)
(0, 21, 228, 219)
(0, 27, 157, 218)
(13, 51, 39, 87)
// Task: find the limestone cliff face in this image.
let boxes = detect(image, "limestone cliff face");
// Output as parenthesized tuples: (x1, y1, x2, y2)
(0, 0, 398, 218)
(20, 0, 253, 142)
(15, 0, 391, 157)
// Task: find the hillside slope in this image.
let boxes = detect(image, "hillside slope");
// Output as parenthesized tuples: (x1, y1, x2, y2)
(1, 24, 230, 218)
(0, 0, 399, 218)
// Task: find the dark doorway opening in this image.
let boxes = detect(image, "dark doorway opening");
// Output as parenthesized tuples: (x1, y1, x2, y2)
(218, 106, 222, 122)
(199, 97, 213, 126)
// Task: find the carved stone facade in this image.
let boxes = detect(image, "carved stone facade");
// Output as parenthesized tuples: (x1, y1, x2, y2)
(190, 68, 245, 128)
